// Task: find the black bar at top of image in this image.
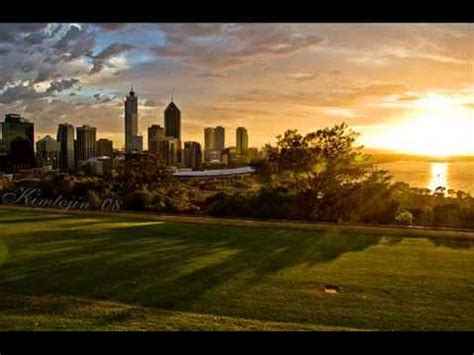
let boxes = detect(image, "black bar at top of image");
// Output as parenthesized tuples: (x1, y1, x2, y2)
(0, 1, 473, 23)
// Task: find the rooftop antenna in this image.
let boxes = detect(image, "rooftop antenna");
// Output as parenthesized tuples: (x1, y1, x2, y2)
(171, 91, 174, 102)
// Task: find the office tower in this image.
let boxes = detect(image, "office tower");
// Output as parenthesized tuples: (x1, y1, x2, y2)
(148, 124, 164, 154)
(2, 113, 35, 170)
(158, 137, 179, 166)
(36, 135, 60, 169)
(214, 126, 225, 151)
(204, 126, 225, 163)
(236, 127, 249, 155)
(164, 98, 181, 141)
(76, 125, 97, 161)
(96, 138, 114, 157)
(204, 127, 215, 152)
(124, 87, 143, 152)
(183, 141, 203, 171)
(57, 123, 75, 170)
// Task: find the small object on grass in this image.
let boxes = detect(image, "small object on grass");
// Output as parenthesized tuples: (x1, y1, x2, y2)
(324, 285, 342, 294)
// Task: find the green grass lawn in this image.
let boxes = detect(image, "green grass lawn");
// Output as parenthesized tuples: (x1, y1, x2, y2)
(0, 209, 473, 331)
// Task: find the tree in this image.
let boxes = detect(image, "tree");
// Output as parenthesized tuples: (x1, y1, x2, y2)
(260, 123, 395, 222)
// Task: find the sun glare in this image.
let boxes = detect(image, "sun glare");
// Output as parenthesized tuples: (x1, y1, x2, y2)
(367, 94, 473, 157)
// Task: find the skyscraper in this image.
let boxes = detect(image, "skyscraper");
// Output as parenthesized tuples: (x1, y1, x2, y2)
(214, 126, 225, 151)
(2, 113, 35, 170)
(96, 138, 114, 157)
(124, 87, 143, 152)
(204, 127, 215, 152)
(158, 137, 179, 166)
(236, 127, 249, 155)
(36, 135, 60, 170)
(76, 125, 97, 161)
(204, 126, 225, 162)
(57, 123, 75, 170)
(164, 98, 181, 141)
(183, 141, 203, 171)
(148, 124, 164, 154)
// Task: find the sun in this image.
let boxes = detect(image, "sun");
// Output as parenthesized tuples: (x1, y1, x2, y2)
(366, 94, 473, 157)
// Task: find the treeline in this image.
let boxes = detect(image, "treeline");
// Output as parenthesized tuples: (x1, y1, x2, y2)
(1, 123, 473, 229)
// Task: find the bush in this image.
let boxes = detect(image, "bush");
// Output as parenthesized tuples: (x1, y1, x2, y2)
(395, 209, 413, 225)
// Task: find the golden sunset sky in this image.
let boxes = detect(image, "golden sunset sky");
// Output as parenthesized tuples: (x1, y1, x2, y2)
(0, 23, 473, 156)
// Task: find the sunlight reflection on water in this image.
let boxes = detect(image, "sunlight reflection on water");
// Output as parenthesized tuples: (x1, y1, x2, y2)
(428, 163, 449, 192)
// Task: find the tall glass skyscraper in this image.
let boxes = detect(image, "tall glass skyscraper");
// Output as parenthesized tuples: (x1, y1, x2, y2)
(164, 98, 181, 141)
(236, 127, 249, 155)
(76, 125, 97, 161)
(57, 123, 75, 170)
(124, 87, 143, 152)
(2, 113, 35, 170)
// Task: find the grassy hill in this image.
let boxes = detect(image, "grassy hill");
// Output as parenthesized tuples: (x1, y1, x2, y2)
(0, 209, 473, 330)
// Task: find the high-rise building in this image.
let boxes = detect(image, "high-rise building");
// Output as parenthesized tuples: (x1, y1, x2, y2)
(36, 135, 60, 170)
(124, 87, 143, 153)
(148, 124, 164, 154)
(183, 141, 203, 171)
(96, 138, 113, 157)
(204, 127, 215, 152)
(215, 126, 225, 151)
(1, 113, 35, 170)
(76, 125, 96, 162)
(158, 137, 179, 166)
(236, 127, 249, 155)
(57, 123, 75, 171)
(204, 126, 225, 163)
(164, 98, 181, 141)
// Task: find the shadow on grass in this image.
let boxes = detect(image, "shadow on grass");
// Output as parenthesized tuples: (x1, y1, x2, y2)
(1, 215, 384, 310)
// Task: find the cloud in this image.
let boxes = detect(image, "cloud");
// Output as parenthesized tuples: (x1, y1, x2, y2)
(197, 72, 228, 78)
(93, 23, 129, 31)
(152, 24, 325, 68)
(144, 99, 159, 107)
(287, 73, 319, 82)
(0, 47, 11, 55)
(45, 78, 80, 94)
(51, 24, 96, 63)
(0, 83, 47, 104)
(0, 23, 49, 44)
(93, 93, 113, 103)
(23, 31, 49, 45)
(89, 43, 134, 74)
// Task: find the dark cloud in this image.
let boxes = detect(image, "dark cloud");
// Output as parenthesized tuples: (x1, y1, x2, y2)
(0, 23, 49, 44)
(0, 83, 47, 104)
(19, 62, 35, 73)
(89, 43, 134, 74)
(93, 23, 129, 31)
(34, 67, 60, 84)
(51, 25, 96, 63)
(0, 47, 11, 55)
(45, 78, 80, 94)
(93, 93, 113, 103)
(23, 31, 49, 45)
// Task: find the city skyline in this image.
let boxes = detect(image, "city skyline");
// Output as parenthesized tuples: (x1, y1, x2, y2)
(0, 23, 472, 156)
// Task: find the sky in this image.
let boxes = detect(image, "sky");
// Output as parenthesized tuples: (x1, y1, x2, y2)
(0, 23, 473, 156)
